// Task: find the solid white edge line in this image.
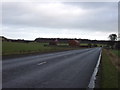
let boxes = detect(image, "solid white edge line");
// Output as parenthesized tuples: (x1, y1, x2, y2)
(88, 49, 102, 89)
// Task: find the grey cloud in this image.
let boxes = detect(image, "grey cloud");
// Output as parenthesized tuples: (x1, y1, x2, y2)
(65, 2, 117, 9)
(2, 2, 118, 33)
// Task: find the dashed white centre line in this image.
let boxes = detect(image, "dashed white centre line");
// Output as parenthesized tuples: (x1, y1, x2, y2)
(37, 61, 47, 65)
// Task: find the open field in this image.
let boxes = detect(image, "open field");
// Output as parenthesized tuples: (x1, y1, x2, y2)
(2, 41, 105, 56)
(101, 49, 119, 88)
(2, 41, 82, 55)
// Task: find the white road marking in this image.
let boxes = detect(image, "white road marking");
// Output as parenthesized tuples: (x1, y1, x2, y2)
(37, 61, 47, 65)
(88, 49, 102, 89)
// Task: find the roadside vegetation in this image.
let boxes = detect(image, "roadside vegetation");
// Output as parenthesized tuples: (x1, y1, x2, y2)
(101, 49, 119, 88)
(100, 33, 120, 88)
(111, 50, 120, 57)
(2, 41, 82, 55)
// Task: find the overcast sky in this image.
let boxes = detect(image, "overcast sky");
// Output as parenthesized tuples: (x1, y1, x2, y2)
(1, 1, 118, 40)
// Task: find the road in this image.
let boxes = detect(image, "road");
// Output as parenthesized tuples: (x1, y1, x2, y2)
(2, 47, 101, 88)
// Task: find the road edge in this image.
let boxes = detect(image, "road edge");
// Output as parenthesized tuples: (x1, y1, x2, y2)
(88, 49, 102, 89)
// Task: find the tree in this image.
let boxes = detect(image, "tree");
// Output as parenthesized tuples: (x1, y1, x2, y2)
(108, 34, 117, 41)
(108, 34, 117, 49)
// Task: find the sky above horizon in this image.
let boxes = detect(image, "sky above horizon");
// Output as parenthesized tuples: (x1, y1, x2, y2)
(1, 1, 118, 40)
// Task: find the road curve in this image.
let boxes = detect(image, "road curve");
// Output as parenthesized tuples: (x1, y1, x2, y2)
(2, 47, 101, 88)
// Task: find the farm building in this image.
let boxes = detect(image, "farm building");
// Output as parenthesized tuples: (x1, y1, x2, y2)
(68, 40, 80, 47)
(49, 39, 58, 46)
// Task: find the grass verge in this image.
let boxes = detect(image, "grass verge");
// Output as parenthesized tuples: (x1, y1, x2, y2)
(101, 49, 119, 88)
(111, 50, 120, 57)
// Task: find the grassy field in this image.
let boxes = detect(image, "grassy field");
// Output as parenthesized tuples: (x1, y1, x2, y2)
(2, 41, 81, 55)
(2, 41, 106, 56)
(111, 50, 120, 57)
(80, 43, 106, 47)
(101, 49, 119, 88)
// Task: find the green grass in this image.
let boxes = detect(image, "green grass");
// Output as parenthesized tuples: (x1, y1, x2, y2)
(2, 42, 47, 55)
(80, 43, 106, 47)
(2, 41, 81, 55)
(58, 43, 69, 46)
(96, 44, 106, 47)
(111, 50, 120, 57)
(101, 49, 119, 88)
(80, 43, 88, 45)
(2, 41, 106, 55)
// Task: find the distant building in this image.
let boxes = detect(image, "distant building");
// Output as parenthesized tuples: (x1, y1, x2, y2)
(68, 40, 80, 47)
(49, 39, 59, 46)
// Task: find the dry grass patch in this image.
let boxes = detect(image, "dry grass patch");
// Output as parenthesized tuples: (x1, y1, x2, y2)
(105, 49, 120, 71)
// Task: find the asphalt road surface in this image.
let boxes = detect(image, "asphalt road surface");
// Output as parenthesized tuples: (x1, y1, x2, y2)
(2, 47, 101, 88)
